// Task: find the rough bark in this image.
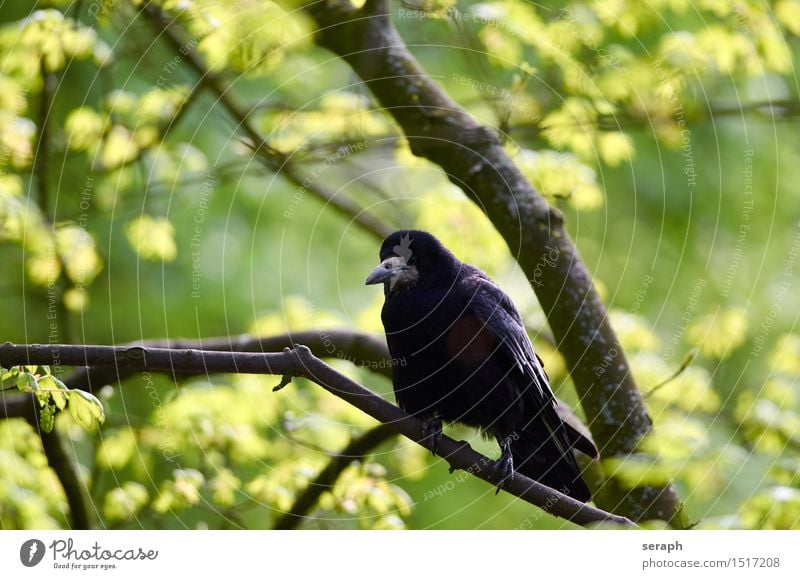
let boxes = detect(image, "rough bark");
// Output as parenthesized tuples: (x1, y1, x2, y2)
(302, 0, 682, 524)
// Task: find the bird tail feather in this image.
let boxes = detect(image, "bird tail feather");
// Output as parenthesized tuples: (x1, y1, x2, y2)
(510, 420, 592, 502)
(563, 421, 599, 459)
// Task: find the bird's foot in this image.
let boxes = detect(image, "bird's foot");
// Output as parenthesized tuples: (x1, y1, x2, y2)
(420, 414, 443, 456)
(493, 436, 515, 495)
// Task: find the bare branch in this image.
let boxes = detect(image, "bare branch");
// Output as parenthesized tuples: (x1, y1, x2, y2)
(274, 423, 396, 530)
(58, 328, 392, 391)
(0, 342, 634, 528)
(1, 392, 37, 421)
(31, 418, 96, 530)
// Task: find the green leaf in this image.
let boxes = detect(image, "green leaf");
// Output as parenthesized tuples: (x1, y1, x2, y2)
(99, 125, 139, 170)
(36, 373, 63, 390)
(64, 107, 106, 151)
(153, 469, 205, 513)
(479, 27, 522, 68)
(516, 148, 604, 210)
(125, 216, 177, 262)
(196, 2, 310, 76)
(51, 389, 68, 411)
(372, 514, 406, 530)
(741, 487, 800, 530)
(770, 334, 800, 375)
(0, 10, 105, 74)
(777, 0, 800, 36)
(18, 371, 54, 408)
(38, 375, 68, 411)
(602, 454, 672, 489)
(56, 225, 103, 285)
(68, 389, 106, 431)
(1, 366, 20, 389)
(63, 287, 90, 313)
(687, 307, 749, 359)
(16, 371, 38, 392)
(25, 251, 61, 287)
(96, 428, 137, 470)
(104, 482, 149, 522)
(136, 86, 190, 125)
(597, 131, 634, 166)
(540, 98, 599, 159)
(611, 311, 661, 352)
(0, 116, 35, 169)
(210, 468, 241, 507)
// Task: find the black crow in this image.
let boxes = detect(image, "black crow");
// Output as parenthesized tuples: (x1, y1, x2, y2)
(366, 230, 597, 501)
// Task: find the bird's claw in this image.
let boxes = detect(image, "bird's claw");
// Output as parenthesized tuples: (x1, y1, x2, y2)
(493, 437, 515, 494)
(493, 456, 515, 495)
(421, 414, 443, 456)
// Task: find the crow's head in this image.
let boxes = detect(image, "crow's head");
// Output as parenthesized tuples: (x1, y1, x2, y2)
(365, 230, 459, 293)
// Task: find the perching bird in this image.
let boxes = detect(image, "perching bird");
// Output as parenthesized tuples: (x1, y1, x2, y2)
(366, 230, 597, 501)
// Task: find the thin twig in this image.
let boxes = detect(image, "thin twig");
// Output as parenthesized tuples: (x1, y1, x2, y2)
(139, 1, 392, 241)
(644, 350, 697, 398)
(274, 424, 397, 530)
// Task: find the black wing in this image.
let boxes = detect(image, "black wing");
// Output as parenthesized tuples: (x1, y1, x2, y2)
(462, 269, 597, 458)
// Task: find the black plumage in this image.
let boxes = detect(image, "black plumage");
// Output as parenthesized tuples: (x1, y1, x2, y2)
(365, 230, 597, 502)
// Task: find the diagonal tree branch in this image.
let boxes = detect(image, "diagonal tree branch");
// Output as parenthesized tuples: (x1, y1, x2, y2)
(300, 0, 682, 525)
(0, 342, 634, 528)
(274, 423, 396, 530)
(139, 1, 392, 241)
(31, 415, 97, 530)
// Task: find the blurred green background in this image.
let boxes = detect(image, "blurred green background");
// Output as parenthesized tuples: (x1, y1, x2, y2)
(1, 0, 800, 529)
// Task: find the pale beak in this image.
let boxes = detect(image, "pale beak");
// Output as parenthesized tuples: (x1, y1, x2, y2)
(365, 257, 407, 285)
